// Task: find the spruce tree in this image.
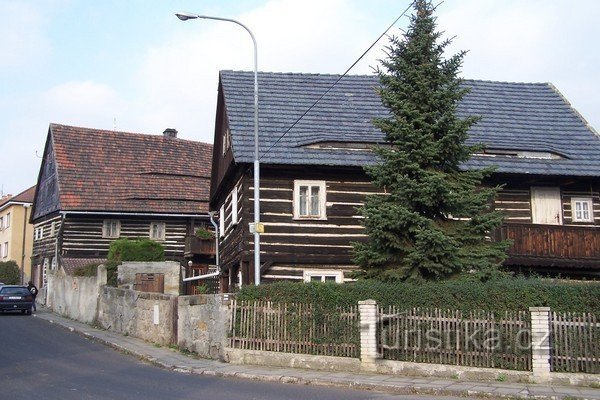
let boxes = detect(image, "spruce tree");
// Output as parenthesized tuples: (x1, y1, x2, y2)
(353, 0, 509, 281)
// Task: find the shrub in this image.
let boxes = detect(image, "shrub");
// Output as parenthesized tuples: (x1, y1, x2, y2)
(237, 277, 600, 313)
(0, 261, 20, 284)
(107, 238, 165, 262)
(195, 227, 215, 240)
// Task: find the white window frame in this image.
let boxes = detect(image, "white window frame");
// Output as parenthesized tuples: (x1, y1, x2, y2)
(34, 226, 44, 241)
(5, 213, 9, 229)
(0, 216, 3, 231)
(149, 222, 166, 241)
(293, 180, 327, 220)
(219, 205, 225, 238)
(2, 242, 8, 258)
(231, 186, 238, 225)
(571, 197, 594, 223)
(222, 128, 231, 156)
(102, 219, 121, 239)
(303, 270, 343, 283)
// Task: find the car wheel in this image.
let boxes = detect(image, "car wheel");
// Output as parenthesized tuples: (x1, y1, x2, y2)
(26, 310, 32, 316)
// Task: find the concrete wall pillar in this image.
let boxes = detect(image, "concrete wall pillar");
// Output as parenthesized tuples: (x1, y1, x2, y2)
(529, 307, 551, 382)
(359, 299, 378, 371)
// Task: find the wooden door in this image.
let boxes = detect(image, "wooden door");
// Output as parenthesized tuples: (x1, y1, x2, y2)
(531, 187, 562, 225)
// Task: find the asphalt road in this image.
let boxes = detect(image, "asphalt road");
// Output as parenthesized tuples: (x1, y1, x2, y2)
(0, 313, 463, 400)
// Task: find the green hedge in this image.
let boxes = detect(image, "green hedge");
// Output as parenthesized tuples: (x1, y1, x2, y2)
(237, 277, 600, 313)
(107, 238, 165, 262)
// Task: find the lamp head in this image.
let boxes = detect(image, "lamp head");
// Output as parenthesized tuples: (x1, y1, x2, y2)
(175, 12, 198, 21)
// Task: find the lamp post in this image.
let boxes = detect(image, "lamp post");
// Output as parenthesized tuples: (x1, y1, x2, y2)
(176, 12, 261, 285)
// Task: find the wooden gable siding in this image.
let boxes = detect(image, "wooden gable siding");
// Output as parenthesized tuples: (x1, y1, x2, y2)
(32, 136, 60, 221)
(32, 215, 62, 260)
(210, 85, 235, 206)
(60, 216, 190, 259)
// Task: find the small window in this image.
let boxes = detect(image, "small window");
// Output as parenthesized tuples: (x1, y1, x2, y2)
(0, 217, 3, 230)
(571, 198, 594, 222)
(5, 213, 9, 229)
(34, 226, 44, 241)
(222, 128, 231, 156)
(303, 270, 343, 283)
(149, 222, 166, 241)
(2, 242, 8, 258)
(103, 220, 121, 238)
(294, 180, 326, 219)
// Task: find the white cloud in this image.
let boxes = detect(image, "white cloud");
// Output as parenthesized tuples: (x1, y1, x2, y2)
(41, 81, 128, 128)
(0, 1, 51, 68)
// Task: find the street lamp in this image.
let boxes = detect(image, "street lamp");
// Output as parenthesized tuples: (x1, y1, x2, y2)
(176, 12, 261, 285)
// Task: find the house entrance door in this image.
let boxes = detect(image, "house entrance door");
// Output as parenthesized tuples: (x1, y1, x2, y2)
(531, 187, 562, 225)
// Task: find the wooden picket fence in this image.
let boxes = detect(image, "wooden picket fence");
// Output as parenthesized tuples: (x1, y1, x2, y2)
(229, 300, 360, 358)
(551, 312, 600, 373)
(378, 307, 532, 371)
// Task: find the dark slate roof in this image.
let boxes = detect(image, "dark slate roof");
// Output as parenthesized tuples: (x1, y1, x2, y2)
(49, 124, 213, 214)
(220, 70, 600, 176)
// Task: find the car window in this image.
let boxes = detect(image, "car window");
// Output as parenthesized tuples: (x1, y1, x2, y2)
(0, 287, 30, 295)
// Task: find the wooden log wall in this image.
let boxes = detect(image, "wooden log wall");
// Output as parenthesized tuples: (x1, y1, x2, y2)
(493, 180, 600, 225)
(32, 215, 62, 260)
(60, 216, 190, 259)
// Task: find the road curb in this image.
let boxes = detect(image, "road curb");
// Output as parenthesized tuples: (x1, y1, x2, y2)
(34, 313, 594, 400)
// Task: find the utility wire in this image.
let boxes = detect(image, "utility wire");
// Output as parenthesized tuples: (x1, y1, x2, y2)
(259, 1, 416, 160)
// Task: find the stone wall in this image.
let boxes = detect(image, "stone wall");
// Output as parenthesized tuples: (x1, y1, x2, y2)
(45, 265, 106, 324)
(178, 294, 232, 359)
(117, 261, 181, 295)
(97, 287, 176, 346)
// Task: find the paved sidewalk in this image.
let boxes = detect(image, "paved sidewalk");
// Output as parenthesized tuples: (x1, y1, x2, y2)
(33, 307, 599, 400)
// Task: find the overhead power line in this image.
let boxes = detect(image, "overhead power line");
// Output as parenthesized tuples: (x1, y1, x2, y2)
(259, 1, 416, 160)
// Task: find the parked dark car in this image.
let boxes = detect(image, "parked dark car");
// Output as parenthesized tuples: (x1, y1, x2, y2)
(0, 285, 33, 315)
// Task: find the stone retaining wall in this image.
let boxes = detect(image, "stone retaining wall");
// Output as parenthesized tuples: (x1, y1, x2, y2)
(177, 294, 231, 359)
(97, 287, 176, 346)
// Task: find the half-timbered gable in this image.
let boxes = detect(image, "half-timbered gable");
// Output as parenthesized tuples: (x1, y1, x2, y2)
(31, 124, 214, 287)
(211, 71, 600, 286)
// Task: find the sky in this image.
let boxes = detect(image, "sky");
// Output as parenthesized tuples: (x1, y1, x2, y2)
(1, 0, 599, 196)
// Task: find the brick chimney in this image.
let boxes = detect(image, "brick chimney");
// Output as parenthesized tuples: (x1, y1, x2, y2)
(163, 128, 178, 138)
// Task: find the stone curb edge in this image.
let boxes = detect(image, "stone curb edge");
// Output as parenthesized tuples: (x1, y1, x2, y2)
(36, 315, 591, 400)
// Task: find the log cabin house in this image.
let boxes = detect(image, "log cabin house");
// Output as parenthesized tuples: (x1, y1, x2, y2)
(30, 124, 215, 288)
(210, 71, 600, 289)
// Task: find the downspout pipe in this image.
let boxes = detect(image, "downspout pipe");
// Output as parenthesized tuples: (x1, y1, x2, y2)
(208, 211, 219, 272)
(20, 204, 30, 285)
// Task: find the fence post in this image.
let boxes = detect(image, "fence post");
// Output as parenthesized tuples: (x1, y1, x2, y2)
(359, 299, 378, 371)
(529, 307, 551, 382)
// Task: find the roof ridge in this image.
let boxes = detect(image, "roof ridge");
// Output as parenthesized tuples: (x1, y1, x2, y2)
(221, 70, 550, 85)
(546, 83, 600, 138)
(49, 123, 213, 147)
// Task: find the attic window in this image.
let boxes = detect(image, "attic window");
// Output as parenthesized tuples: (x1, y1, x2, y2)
(303, 142, 378, 151)
(475, 149, 565, 160)
(222, 128, 231, 156)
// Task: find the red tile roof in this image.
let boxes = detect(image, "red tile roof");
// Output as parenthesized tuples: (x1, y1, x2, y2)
(0, 186, 35, 210)
(12, 185, 36, 203)
(50, 124, 212, 214)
